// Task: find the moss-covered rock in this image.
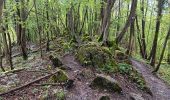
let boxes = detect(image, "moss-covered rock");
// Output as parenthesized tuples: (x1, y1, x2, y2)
(49, 55, 63, 68)
(76, 42, 118, 73)
(115, 50, 128, 61)
(49, 69, 68, 83)
(90, 74, 122, 93)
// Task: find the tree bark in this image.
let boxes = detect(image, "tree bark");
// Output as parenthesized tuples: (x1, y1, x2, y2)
(0, 0, 5, 72)
(140, 0, 148, 59)
(153, 25, 170, 73)
(102, 0, 116, 46)
(149, 0, 164, 67)
(115, 0, 138, 44)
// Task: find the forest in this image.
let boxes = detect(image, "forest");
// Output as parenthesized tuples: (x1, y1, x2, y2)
(0, 0, 170, 100)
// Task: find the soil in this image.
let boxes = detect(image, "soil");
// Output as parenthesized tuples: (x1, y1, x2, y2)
(0, 40, 169, 100)
(131, 59, 170, 100)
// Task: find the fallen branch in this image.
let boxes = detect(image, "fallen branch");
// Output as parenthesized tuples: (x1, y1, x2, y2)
(32, 83, 64, 86)
(0, 70, 59, 96)
(25, 70, 55, 75)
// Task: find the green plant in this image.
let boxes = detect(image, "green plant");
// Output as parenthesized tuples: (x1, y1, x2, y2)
(118, 63, 132, 74)
(55, 90, 65, 100)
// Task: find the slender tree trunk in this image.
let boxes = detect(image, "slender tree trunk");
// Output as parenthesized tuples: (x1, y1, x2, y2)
(34, 0, 42, 57)
(127, 18, 135, 56)
(115, 0, 138, 44)
(149, 0, 164, 66)
(140, 0, 147, 59)
(168, 39, 170, 64)
(0, 0, 5, 72)
(102, 0, 116, 46)
(46, 0, 50, 51)
(153, 25, 170, 72)
(98, 0, 116, 46)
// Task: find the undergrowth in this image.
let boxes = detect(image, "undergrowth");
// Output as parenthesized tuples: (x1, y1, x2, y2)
(159, 64, 170, 85)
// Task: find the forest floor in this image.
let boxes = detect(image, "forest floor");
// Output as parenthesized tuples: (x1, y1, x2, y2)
(0, 38, 170, 100)
(131, 59, 170, 100)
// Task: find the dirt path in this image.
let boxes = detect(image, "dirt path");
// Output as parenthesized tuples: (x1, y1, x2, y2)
(131, 59, 170, 100)
(61, 54, 114, 100)
(61, 54, 152, 100)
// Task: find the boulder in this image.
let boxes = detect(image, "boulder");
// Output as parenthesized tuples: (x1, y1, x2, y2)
(76, 42, 118, 73)
(90, 74, 122, 93)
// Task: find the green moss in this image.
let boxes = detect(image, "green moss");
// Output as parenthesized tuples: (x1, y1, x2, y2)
(49, 70, 68, 83)
(0, 85, 8, 93)
(76, 42, 118, 73)
(55, 90, 66, 100)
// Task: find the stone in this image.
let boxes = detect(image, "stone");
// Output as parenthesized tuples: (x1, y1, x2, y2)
(99, 96, 110, 100)
(76, 43, 118, 73)
(90, 74, 122, 93)
(129, 93, 144, 100)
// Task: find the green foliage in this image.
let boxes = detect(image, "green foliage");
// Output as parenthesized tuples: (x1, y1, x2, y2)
(55, 90, 66, 100)
(118, 63, 147, 90)
(118, 63, 132, 74)
(159, 64, 170, 85)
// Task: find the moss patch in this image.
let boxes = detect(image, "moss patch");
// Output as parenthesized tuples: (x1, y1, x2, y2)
(49, 69, 68, 83)
(76, 42, 118, 73)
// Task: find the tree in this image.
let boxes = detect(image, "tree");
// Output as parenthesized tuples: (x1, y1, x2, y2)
(98, 0, 116, 46)
(149, 0, 164, 67)
(0, 0, 5, 72)
(140, 0, 148, 59)
(115, 0, 138, 44)
(15, 0, 28, 60)
(153, 25, 170, 72)
(168, 39, 170, 64)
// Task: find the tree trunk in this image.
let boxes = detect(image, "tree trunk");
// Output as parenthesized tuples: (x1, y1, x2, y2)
(102, 0, 116, 46)
(168, 39, 170, 64)
(115, 0, 138, 44)
(46, 0, 50, 51)
(126, 18, 135, 56)
(0, 0, 5, 72)
(149, 0, 164, 67)
(34, 0, 43, 57)
(153, 25, 170, 73)
(140, 0, 147, 59)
